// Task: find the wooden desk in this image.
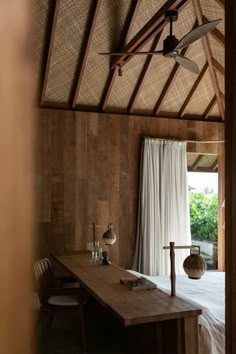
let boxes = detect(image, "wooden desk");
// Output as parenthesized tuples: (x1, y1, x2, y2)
(53, 253, 202, 354)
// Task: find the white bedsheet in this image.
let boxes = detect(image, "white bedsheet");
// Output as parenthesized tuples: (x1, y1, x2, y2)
(128, 270, 225, 354)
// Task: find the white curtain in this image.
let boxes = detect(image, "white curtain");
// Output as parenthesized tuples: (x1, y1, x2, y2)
(132, 138, 191, 276)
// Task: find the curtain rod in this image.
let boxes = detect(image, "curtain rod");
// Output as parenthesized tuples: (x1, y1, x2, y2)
(145, 137, 224, 144)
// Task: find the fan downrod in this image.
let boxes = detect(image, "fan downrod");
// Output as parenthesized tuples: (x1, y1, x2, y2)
(165, 10, 178, 23)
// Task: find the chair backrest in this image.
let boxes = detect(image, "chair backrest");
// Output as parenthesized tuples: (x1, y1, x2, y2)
(34, 258, 54, 304)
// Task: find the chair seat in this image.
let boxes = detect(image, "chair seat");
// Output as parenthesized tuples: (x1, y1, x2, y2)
(47, 295, 79, 306)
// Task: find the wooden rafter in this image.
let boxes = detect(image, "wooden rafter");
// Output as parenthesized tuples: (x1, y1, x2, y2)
(210, 157, 218, 171)
(193, 0, 225, 120)
(179, 63, 208, 118)
(210, 27, 225, 47)
(128, 32, 162, 113)
(191, 155, 204, 170)
(40, 0, 60, 105)
(100, 0, 141, 112)
(154, 46, 190, 116)
(212, 58, 224, 76)
(214, 0, 224, 9)
(202, 16, 225, 47)
(111, 0, 191, 70)
(203, 95, 217, 119)
(72, 0, 102, 108)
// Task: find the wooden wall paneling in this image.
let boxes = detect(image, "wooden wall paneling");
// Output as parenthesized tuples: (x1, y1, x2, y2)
(119, 117, 131, 268)
(63, 111, 76, 251)
(36, 109, 52, 258)
(75, 111, 88, 250)
(37, 109, 224, 268)
(106, 114, 121, 265)
(225, 0, 236, 352)
(50, 110, 65, 254)
(37, 110, 51, 223)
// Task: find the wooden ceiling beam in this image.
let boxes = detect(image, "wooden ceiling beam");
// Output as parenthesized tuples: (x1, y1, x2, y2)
(72, 0, 102, 108)
(128, 32, 163, 113)
(212, 58, 224, 76)
(191, 155, 204, 170)
(202, 16, 225, 47)
(179, 63, 208, 117)
(193, 0, 225, 120)
(203, 95, 217, 119)
(214, 0, 224, 9)
(111, 0, 191, 70)
(40, 0, 60, 105)
(100, 0, 141, 112)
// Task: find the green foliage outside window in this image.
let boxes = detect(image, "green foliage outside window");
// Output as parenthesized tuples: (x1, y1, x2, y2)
(189, 192, 218, 242)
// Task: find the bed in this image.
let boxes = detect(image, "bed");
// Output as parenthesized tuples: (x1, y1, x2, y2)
(128, 270, 225, 354)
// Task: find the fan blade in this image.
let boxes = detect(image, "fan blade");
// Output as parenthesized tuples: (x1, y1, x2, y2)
(99, 51, 163, 56)
(175, 19, 222, 50)
(175, 55, 199, 74)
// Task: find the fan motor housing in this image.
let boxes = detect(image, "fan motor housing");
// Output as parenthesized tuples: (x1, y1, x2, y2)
(163, 35, 179, 57)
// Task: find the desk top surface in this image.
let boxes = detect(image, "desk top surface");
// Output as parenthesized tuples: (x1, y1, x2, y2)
(53, 253, 202, 326)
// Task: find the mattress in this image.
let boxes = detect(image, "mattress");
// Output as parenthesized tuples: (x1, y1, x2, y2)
(128, 270, 225, 354)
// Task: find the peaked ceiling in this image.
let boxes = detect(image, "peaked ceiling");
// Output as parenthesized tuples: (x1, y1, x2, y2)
(34, 0, 224, 122)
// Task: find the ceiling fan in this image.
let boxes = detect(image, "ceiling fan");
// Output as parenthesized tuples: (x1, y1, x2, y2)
(99, 10, 221, 75)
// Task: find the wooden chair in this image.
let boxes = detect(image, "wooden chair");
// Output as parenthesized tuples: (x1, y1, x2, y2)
(34, 258, 86, 353)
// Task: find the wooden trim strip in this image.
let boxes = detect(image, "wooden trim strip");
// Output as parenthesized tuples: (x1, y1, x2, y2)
(193, 0, 225, 120)
(39, 104, 223, 123)
(111, 0, 191, 69)
(203, 95, 217, 119)
(100, 0, 141, 112)
(40, 0, 60, 105)
(128, 32, 163, 113)
(179, 63, 208, 118)
(212, 58, 224, 76)
(72, 0, 102, 108)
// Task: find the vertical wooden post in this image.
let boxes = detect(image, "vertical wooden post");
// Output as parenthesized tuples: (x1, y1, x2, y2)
(170, 242, 176, 296)
(0, 1, 35, 354)
(225, 1, 236, 353)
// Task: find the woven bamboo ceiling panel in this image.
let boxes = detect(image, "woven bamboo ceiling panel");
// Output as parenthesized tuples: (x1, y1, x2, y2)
(35, 0, 225, 122)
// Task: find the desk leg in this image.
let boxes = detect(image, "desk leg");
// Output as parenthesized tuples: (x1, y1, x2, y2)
(178, 316, 199, 354)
